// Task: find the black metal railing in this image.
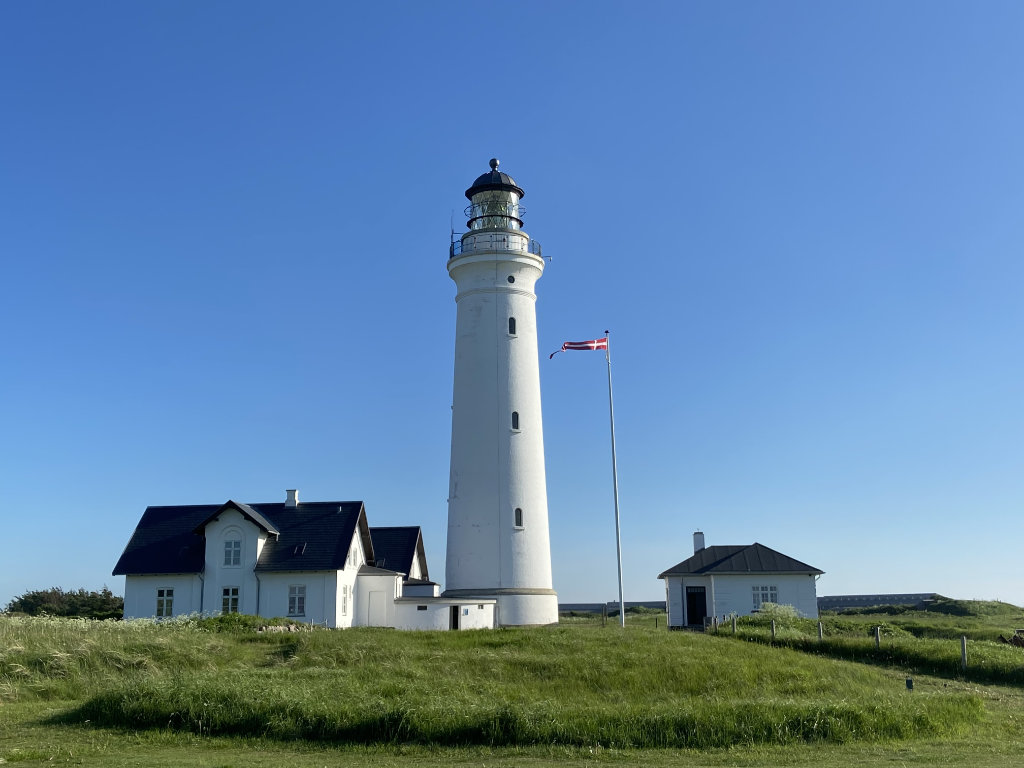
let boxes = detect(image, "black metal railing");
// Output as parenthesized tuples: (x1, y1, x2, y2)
(449, 235, 542, 259)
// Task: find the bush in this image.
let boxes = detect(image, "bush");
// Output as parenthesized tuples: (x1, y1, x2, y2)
(4, 587, 123, 620)
(753, 603, 799, 621)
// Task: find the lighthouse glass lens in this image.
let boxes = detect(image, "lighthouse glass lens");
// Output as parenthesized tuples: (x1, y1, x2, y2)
(469, 191, 520, 230)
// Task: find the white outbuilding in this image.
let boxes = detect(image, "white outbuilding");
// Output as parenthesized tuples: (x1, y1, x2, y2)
(658, 532, 823, 628)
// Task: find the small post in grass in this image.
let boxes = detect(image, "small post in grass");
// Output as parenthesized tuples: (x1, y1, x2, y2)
(818, 621, 823, 641)
(875, 626, 881, 649)
(961, 635, 968, 672)
(732, 615, 737, 634)
(771, 619, 776, 641)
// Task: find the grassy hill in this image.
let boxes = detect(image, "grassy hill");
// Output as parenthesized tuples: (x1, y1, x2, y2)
(0, 614, 986, 749)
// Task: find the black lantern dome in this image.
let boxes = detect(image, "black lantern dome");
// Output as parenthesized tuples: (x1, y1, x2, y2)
(465, 158, 525, 200)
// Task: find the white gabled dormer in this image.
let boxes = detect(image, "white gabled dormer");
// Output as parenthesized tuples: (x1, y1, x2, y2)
(193, 500, 280, 616)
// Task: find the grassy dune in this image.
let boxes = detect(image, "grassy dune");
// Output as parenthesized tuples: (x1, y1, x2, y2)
(0, 616, 983, 749)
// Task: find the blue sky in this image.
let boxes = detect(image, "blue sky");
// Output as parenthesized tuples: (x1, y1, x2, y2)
(2, 2, 1022, 608)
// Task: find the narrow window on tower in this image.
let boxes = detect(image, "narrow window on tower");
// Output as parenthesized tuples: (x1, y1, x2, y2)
(508, 317, 516, 336)
(514, 507, 524, 528)
(511, 411, 519, 430)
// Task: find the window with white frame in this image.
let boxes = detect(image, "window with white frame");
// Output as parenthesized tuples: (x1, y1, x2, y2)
(341, 584, 350, 616)
(222, 586, 239, 613)
(288, 585, 306, 617)
(224, 539, 241, 567)
(752, 585, 778, 610)
(156, 588, 173, 617)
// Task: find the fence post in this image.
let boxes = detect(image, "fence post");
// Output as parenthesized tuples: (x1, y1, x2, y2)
(655, 616, 658, 629)
(961, 635, 968, 672)
(771, 619, 776, 641)
(875, 626, 881, 649)
(732, 615, 737, 634)
(818, 621, 823, 641)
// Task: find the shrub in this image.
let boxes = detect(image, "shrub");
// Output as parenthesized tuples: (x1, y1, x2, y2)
(4, 587, 123, 620)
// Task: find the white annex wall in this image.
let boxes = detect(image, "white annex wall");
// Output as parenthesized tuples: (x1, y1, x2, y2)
(393, 600, 495, 630)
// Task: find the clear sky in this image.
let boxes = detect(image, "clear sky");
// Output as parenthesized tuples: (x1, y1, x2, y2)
(2, 2, 1022, 609)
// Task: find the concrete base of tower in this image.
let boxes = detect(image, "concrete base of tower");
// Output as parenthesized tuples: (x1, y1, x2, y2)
(442, 588, 559, 627)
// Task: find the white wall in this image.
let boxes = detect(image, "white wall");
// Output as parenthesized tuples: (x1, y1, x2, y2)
(354, 571, 401, 627)
(201, 509, 265, 616)
(123, 574, 202, 619)
(664, 573, 819, 627)
(256, 572, 337, 627)
(393, 599, 495, 630)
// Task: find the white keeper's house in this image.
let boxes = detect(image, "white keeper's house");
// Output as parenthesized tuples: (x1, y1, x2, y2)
(112, 490, 495, 630)
(658, 532, 823, 628)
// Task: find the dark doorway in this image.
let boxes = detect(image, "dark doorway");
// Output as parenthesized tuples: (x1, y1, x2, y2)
(450, 605, 460, 630)
(685, 586, 707, 627)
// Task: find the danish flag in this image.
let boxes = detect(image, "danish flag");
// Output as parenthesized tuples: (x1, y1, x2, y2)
(549, 337, 608, 358)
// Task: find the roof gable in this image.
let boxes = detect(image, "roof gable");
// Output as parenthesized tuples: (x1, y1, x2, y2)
(191, 500, 280, 536)
(657, 543, 823, 579)
(369, 526, 427, 579)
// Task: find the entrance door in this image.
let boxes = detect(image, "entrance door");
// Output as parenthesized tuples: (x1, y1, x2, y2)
(685, 586, 707, 627)
(368, 591, 386, 626)
(449, 605, 460, 630)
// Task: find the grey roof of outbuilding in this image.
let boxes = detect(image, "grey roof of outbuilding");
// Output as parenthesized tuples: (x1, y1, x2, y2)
(369, 526, 427, 580)
(657, 543, 823, 579)
(112, 500, 372, 576)
(465, 168, 525, 199)
(357, 564, 403, 576)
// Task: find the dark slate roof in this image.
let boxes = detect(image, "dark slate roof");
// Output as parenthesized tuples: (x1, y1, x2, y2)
(369, 526, 427, 580)
(657, 543, 823, 579)
(465, 159, 525, 200)
(113, 500, 372, 576)
(112, 504, 215, 576)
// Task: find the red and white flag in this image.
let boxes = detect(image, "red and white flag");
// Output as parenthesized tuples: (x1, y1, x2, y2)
(549, 336, 608, 358)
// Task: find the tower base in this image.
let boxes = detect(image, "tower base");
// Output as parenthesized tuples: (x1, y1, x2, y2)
(442, 588, 558, 627)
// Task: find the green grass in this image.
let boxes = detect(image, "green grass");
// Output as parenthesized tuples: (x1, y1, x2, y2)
(0, 615, 985, 751)
(721, 605, 1024, 686)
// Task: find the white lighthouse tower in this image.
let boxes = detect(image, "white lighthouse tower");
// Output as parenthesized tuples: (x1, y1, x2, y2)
(443, 159, 558, 626)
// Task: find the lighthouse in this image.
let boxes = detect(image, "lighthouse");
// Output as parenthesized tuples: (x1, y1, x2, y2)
(443, 159, 558, 626)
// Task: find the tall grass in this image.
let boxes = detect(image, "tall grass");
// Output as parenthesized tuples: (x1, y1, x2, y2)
(726, 617, 1024, 686)
(0, 616, 982, 747)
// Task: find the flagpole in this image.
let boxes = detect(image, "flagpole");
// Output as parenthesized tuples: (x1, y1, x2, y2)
(605, 330, 625, 628)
